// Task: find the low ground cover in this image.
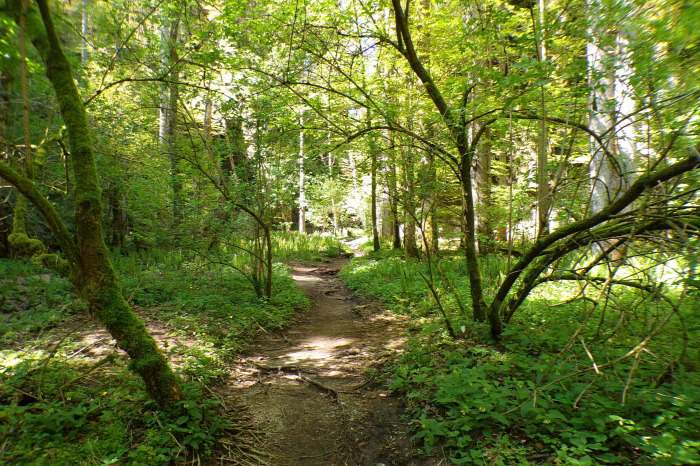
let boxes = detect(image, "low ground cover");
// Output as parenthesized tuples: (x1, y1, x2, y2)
(340, 248, 699, 465)
(0, 233, 332, 464)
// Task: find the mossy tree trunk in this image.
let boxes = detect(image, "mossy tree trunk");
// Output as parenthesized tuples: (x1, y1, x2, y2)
(0, 0, 183, 408)
(6, 0, 66, 274)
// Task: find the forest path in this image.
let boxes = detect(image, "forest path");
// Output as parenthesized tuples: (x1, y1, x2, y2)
(226, 256, 421, 465)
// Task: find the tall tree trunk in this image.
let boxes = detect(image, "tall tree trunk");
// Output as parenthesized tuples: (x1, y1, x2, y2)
(159, 17, 181, 230)
(2, 0, 183, 408)
(108, 188, 125, 249)
(0, 68, 13, 257)
(8, 0, 52, 266)
(390, 0, 501, 336)
(423, 147, 439, 256)
(460, 156, 487, 323)
(369, 113, 380, 251)
(387, 131, 402, 249)
(0, 70, 11, 157)
(224, 117, 254, 184)
(536, 0, 550, 238)
(403, 143, 419, 258)
(0, 201, 9, 258)
(473, 125, 493, 253)
(298, 114, 306, 234)
(325, 132, 339, 235)
(203, 96, 213, 140)
(587, 0, 636, 256)
(80, 0, 88, 65)
(329, 158, 340, 234)
(371, 144, 380, 251)
(497, 144, 509, 243)
(419, 0, 438, 256)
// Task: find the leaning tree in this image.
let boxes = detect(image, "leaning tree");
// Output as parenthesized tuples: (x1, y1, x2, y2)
(0, 0, 183, 408)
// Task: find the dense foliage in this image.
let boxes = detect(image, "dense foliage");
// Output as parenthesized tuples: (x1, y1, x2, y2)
(0, 0, 697, 463)
(342, 249, 699, 464)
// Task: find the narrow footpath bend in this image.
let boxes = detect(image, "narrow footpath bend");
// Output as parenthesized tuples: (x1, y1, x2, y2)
(228, 258, 421, 465)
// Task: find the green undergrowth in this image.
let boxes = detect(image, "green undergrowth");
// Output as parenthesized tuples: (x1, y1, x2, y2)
(114, 251, 309, 366)
(1, 260, 83, 342)
(339, 250, 476, 324)
(340, 254, 700, 465)
(272, 231, 351, 262)
(0, 250, 309, 464)
(0, 355, 227, 465)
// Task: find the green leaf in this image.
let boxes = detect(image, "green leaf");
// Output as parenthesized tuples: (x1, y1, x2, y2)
(546, 409, 567, 422)
(189, 408, 203, 420)
(491, 412, 511, 426)
(593, 452, 620, 463)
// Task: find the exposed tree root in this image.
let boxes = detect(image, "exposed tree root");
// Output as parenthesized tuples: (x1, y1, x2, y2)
(297, 371, 339, 399)
(212, 395, 273, 465)
(252, 362, 318, 374)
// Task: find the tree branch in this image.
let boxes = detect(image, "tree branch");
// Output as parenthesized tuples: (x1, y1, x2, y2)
(491, 155, 700, 318)
(0, 161, 79, 268)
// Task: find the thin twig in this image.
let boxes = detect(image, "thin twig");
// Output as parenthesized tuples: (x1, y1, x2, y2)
(621, 351, 642, 406)
(572, 377, 598, 410)
(578, 336, 599, 374)
(58, 353, 116, 390)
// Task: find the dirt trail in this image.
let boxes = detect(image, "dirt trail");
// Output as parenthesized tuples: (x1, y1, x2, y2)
(227, 258, 421, 465)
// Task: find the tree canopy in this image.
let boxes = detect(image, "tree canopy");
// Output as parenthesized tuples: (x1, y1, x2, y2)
(0, 0, 698, 463)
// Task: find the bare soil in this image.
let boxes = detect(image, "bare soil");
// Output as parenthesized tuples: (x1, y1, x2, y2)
(226, 258, 427, 465)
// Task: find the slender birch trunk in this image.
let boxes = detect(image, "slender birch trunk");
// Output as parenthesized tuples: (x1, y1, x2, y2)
(298, 113, 306, 234)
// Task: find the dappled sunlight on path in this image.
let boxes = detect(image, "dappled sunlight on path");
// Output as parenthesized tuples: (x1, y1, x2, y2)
(283, 336, 355, 364)
(228, 258, 424, 465)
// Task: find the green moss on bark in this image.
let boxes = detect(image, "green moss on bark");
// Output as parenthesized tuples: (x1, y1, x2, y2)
(11, 195, 29, 235)
(0, 0, 184, 408)
(33, 253, 70, 277)
(9, 192, 70, 277)
(94, 283, 183, 406)
(0, 162, 78, 266)
(8, 232, 47, 256)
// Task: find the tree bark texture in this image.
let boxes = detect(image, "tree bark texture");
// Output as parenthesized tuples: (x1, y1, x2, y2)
(1, 0, 183, 408)
(391, 0, 499, 335)
(159, 17, 181, 228)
